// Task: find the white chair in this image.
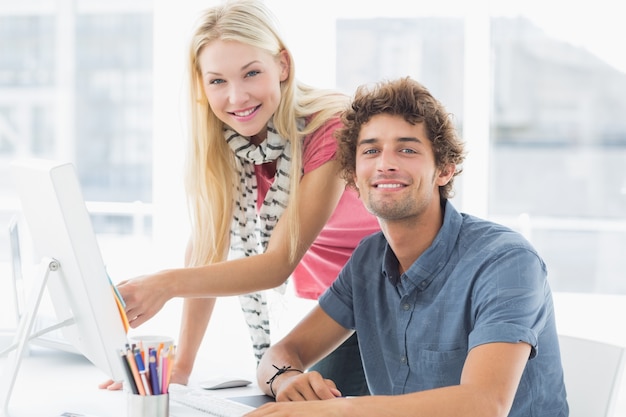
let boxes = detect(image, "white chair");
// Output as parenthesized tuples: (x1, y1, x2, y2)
(558, 334, 626, 417)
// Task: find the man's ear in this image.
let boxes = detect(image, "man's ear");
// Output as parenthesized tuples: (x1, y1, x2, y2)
(353, 176, 361, 196)
(436, 163, 455, 186)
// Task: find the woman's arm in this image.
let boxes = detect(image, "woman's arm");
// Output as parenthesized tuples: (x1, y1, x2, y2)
(168, 296, 216, 385)
(118, 159, 347, 327)
(158, 239, 218, 386)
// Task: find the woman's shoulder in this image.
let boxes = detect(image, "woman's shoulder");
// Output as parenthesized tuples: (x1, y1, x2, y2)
(303, 113, 342, 144)
(308, 113, 342, 134)
(301, 115, 342, 173)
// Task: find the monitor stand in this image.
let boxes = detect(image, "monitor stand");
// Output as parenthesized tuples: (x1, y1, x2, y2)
(0, 258, 74, 417)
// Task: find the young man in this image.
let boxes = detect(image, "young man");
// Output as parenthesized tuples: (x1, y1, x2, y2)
(247, 77, 568, 417)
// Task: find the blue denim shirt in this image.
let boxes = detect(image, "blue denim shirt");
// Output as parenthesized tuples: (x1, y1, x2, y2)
(319, 201, 568, 417)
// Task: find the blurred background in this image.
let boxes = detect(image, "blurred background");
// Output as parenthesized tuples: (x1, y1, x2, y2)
(0, 0, 624, 386)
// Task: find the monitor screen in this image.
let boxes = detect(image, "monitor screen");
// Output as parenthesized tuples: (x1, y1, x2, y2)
(9, 158, 129, 382)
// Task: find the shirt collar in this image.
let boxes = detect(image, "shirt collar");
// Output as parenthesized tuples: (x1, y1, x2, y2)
(381, 200, 463, 289)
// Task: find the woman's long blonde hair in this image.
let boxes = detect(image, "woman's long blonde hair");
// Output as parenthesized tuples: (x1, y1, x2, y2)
(185, 0, 348, 267)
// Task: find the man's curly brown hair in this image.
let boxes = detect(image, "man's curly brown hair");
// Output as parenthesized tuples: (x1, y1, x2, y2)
(336, 77, 465, 200)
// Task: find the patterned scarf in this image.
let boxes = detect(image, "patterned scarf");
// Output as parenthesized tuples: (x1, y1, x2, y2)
(225, 120, 295, 363)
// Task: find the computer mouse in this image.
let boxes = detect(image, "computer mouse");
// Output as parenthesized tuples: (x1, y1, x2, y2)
(199, 377, 252, 390)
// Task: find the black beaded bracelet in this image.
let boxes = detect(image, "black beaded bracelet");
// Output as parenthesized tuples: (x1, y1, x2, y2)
(266, 364, 303, 398)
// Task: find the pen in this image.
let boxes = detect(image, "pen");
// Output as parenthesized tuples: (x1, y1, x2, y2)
(148, 349, 161, 395)
(119, 349, 139, 395)
(134, 347, 152, 395)
(106, 269, 125, 308)
(137, 341, 145, 364)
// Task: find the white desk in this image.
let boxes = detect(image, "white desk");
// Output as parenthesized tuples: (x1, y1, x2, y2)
(1, 346, 266, 417)
(4, 293, 626, 416)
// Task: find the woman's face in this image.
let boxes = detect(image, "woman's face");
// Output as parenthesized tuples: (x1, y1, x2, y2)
(198, 39, 289, 140)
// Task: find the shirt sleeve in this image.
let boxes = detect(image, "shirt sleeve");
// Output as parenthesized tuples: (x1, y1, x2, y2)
(468, 246, 549, 359)
(318, 250, 357, 330)
(317, 232, 387, 330)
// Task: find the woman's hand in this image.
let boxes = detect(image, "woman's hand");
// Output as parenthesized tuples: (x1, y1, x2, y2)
(98, 379, 123, 390)
(117, 270, 173, 328)
(168, 365, 191, 386)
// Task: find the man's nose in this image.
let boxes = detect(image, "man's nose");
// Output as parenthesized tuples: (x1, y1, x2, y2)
(376, 149, 398, 171)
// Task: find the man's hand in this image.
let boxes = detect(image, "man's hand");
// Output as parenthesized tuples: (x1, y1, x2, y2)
(245, 396, 352, 417)
(273, 370, 342, 401)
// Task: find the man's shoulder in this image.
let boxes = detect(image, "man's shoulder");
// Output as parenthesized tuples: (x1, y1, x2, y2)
(458, 213, 536, 253)
(352, 230, 387, 255)
(455, 214, 547, 278)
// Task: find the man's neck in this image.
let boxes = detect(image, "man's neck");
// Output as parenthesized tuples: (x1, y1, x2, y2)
(381, 201, 445, 274)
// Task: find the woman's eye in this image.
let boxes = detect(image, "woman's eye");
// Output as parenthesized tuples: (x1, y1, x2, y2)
(245, 70, 260, 77)
(209, 78, 225, 85)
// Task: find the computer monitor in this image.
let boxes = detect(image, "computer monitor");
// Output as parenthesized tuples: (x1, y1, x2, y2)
(1, 158, 129, 414)
(7, 216, 23, 326)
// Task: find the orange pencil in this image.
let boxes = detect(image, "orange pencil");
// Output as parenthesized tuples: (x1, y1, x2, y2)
(138, 341, 145, 364)
(164, 346, 175, 393)
(157, 342, 164, 366)
(111, 287, 130, 333)
(126, 347, 146, 395)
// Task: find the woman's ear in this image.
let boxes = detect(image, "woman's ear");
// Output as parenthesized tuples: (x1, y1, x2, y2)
(278, 49, 290, 82)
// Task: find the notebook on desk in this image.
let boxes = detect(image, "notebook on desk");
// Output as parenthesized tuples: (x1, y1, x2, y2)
(169, 384, 273, 417)
(228, 394, 274, 408)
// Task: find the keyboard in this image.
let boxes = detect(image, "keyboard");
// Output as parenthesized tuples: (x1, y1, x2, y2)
(169, 384, 256, 417)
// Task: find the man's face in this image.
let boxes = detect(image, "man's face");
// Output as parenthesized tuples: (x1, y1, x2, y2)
(354, 113, 448, 221)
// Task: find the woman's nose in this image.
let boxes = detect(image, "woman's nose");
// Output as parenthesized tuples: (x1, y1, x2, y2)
(227, 82, 249, 105)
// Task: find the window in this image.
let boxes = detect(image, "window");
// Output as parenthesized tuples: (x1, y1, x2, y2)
(0, 1, 154, 332)
(320, 1, 626, 295)
(0, 1, 153, 227)
(1, 0, 624, 333)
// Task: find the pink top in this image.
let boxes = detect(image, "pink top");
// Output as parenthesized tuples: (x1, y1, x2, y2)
(255, 117, 380, 299)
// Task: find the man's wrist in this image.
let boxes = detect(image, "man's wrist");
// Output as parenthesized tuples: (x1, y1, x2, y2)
(266, 365, 303, 398)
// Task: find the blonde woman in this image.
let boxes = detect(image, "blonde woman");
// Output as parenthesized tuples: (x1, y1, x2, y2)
(113, 0, 379, 396)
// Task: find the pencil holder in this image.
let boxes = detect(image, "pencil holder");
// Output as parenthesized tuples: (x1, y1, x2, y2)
(129, 334, 175, 352)
(127, 393, 169, 417)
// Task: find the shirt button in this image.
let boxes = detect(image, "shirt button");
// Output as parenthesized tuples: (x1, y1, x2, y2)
(402, 303, 411, 311)
(400, 356, 407, 364)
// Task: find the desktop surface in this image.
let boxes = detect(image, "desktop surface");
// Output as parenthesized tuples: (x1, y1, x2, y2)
(2, 346, 124, 417)
(1, 345, 266, 417)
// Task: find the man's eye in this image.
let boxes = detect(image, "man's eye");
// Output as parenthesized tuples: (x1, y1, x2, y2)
(400, 148, 417, 154)
(363, 149, 378, 155)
